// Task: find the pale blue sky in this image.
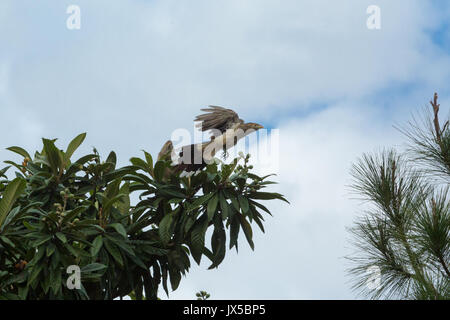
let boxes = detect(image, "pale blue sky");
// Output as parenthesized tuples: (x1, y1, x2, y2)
(1, 1, 449, 299)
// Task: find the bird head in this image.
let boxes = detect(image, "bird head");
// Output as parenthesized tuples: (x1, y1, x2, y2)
(240, 122, 264, 131)
(157, 140, 174, 161)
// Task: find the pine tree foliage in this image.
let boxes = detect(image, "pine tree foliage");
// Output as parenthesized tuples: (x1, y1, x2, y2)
(347, 93, 450, 300)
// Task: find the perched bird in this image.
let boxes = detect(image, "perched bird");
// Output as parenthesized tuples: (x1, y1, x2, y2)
(176, 106, 263, 174)
(158, 106, 263, 175)
(195, 106, 263, 159)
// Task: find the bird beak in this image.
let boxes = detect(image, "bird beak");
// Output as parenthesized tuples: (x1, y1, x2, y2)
(256, 124, 264, 130)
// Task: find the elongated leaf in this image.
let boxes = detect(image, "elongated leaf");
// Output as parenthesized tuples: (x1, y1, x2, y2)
(75, 154, 97, 165)
(61, 206, 89, 224)
(6, 146, 31, 159)
(81, 263, 107, 273)
(159, 213, 174, 245)
(28, 264, 44, 286)
(249, 200, 273, 216)
(90, 235, 103, 256)
(154, 161, 166, 182)
(106, 151, 117, 167)
(208, 219, 226, 269)
(50, 269, 62, 296)
(190, 218, 207, 265)
(248, 191, 289, 203)
(0, 166, 10, 177)
(42, 138, 63, 175)
(143, 150, 153, 170)
(238, 195, 249, 213)
(0, 178, 26, 228)
(104, 239, 124, 268)
(169, 268, 181, 291)
(65, 133, 86, 162)
(229, 214, 240, 251)
(117, 182, 130, 214)
(1, 206, 21, 231)
(186, 193, 214, 212)
(219, 192, 229, 219)
(46, 243, 56, 257)
(55, 232, 67, 243)
(108, 223, 127, 238)
(239, 214, 254, 250)
(207, 194, 219, 221)
(105, 178, 121, 199)
(130, 157, 151, 174)
(103, 194, 127, 214)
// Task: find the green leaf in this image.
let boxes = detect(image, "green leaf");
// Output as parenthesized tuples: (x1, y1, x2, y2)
(0, 235, 15, 248)
(248, 191, 289, 203)
(28, 264, 44, 286)
(74, 154, 97, 166)
(169, 268, 181, 291)
(158, 187, 185, 199)
(207, 194, 219, 221)
(46, 243, 56, 257)
(252, 209, 265, 233)
(230, 197, 240, 212)
(219, 194, 229, 220)
(50, 269, 62, 296)
(159, 213, 174, 245)
(32, 234, 52, 247)
(186, 193, 214, 212)
(0, 166, 10, 177)
(55, 232, 67, 243)
(42, 138, 63, 175)
(190, 218, 208, 265)
(2, 161, 25, 176)
(105, 151, 117, 167)
(81, 263, 108, 273)
(65, 133, 86, 162)
(103, 166, 137, 182)
(91, 235, 103, 256)
(0, 178, 26, 229)
(130, 157, 151, 173)
(154, 161, 166, 181)
(108, 223, 127, 238)
(61, 206, 89, 224)
(116, 182, 130, 215)
(239, 215, 254, 250)
(104, 239, 124, 268)
(105, 178, 121, 199)
(208, 219, 226, 269)
(103, 194, 127, 214)
(229, 214, 240, 251)
(0, 206, 21, 231)
(238, 195, 249, 213)
(143, 150, 153, 170)
(6, 146, 31, 159)
(249, 200, 273, 216)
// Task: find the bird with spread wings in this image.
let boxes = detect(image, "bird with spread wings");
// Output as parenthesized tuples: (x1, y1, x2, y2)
(159, 106, 263, 175)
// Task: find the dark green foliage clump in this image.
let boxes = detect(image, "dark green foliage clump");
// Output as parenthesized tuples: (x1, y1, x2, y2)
(0, 133, 287, 300)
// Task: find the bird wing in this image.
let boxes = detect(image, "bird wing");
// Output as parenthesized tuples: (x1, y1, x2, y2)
(194, 106, 243, 133)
